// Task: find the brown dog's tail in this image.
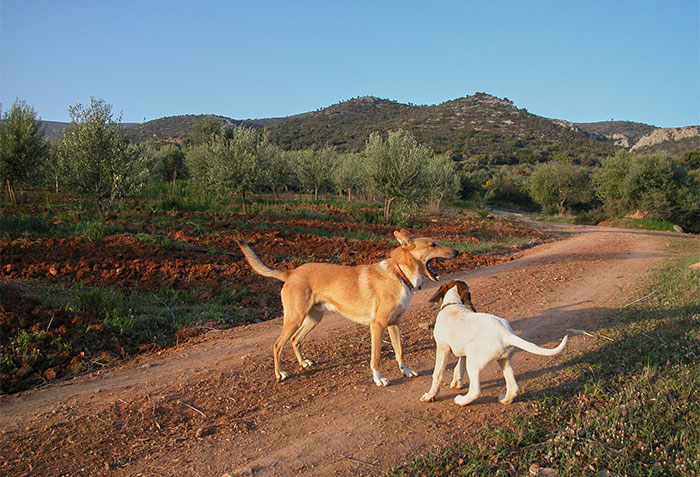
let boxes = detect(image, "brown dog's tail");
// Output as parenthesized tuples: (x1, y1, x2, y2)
(236, 240, 289, 282)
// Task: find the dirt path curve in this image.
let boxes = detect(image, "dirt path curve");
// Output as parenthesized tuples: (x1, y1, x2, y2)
(0, 222, 674, 476)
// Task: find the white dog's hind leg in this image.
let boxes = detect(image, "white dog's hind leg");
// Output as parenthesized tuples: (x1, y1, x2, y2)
(451, 356, 466, 389)
(454, 361, 482, 406)
(420, 344, 450, 402)
(497, 357, 519, 404)
(387, 325, 418, 378)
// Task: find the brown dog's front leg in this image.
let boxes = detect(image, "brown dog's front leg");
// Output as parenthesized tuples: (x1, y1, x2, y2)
(370, 322, 389, 386)
(387, 325, 418, 378)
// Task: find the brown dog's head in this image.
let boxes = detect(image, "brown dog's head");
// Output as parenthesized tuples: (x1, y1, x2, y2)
(392, 229, 458, 282)
(428, 279, 477, 312)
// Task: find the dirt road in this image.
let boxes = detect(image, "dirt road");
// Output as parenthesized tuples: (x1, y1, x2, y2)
(0, 223, 673, 475)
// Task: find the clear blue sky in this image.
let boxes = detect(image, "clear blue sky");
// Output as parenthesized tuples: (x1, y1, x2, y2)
(2, 1, 698, 127)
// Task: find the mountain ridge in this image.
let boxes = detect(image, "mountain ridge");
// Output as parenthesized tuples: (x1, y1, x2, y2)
(37, 94, 698, 160)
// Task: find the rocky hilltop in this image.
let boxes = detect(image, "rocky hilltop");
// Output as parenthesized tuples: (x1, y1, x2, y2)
(631, 125, 700, 151)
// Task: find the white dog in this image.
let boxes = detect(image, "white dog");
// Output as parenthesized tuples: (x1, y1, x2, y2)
(420, 280, 568, 406)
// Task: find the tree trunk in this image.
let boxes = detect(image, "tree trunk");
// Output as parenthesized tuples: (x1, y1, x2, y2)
(383, 196, 396, 223)
(558, 198, 566, 215)
(94, 197, 106, 225)
(346, 187, 352, 202)
(241, 189, 247, 214)
(170, 167, 178, 195)
(4, 179, 17, 205)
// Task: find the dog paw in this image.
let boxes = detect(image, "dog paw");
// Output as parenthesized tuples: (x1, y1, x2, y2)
(454, 394, 476, 407)
(450, 379, 463, 389)
(420, 393, 436, 402)
(401, 367, 419, 378)
(498, 394, 516, 404)
(300, 359, 314, 368)
(277, 371, 289, 381)
(374, 377, 390, 387)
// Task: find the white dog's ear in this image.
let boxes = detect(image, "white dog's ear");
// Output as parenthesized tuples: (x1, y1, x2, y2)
(394, 229, 415, 249)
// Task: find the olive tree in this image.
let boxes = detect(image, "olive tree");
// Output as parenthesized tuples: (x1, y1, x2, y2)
(154, 144, 186, 193)
(55, 97, 151, 223)
(622, 153, 700, 230)
(294, 146, 335, 201)
(0, 100, 47, 204)
(592, 150, 633, 217)
(421, 153, 460, 211)
(261, 148, 292, 201)
(185, 126, 272, 212)
(528, 161, 593, 214)
(364, 130, 430, 222)
(332, 152, 365, 201)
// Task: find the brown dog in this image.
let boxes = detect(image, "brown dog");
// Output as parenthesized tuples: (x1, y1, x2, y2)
(237, 229, 458, 386)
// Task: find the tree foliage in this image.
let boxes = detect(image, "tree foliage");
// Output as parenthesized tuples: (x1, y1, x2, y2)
(0, 99, 47, 204)
(363, 130, 431, 221)
(422, 154, 460, 211)
(185, 126, 274, 211)
(529, 161, 594, 214)
(154, 144, 186, 184)
(593, 151, 700, 232)
(332, 152, 365, 201)
(55, 97, 152, 222)
(293, 146, 335, 201)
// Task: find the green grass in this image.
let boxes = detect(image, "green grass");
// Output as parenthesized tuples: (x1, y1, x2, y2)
(0, 214, 119, 240)
(64, 284, 253, 342)
(442, 236, 535, 255)
(603, 216, 676, 232)
(393, 240, 700, 476)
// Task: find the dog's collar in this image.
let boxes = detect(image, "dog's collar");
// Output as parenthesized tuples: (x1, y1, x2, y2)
(439, 302, 462, 312)
(394, 264, 417, 290)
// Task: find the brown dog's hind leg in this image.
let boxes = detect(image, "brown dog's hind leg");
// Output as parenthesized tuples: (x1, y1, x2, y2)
(274, 285, 312, 381)
(273, 321, 301, 381)
(291, 309, 323, 369)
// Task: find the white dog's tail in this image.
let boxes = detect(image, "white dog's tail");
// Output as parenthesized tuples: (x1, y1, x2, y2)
(237, 240, 289, 282)
(507, 334, 568, 356)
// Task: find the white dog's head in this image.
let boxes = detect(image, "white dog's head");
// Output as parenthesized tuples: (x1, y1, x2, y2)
(428, 279, 477, 312)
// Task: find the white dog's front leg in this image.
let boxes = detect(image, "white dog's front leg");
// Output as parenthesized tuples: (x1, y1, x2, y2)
(420, 345, 449, 402)
(373, 369, 390, 386)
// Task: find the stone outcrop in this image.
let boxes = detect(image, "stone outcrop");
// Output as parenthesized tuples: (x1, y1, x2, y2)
(631, 126, 700, 151)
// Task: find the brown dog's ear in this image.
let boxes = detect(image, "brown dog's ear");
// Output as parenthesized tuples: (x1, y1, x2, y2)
(394, 229, 415, 250)
(428, 283, 449, 302)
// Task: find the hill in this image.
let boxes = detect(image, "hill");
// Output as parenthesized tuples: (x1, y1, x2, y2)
(40, 120, 138, 138)
(122, 114, 243, 142)
(574, 120, 658, 148)
(36, 94, 698, 162)
(263, 94, 618, 164)
(630, 125, 700, 154)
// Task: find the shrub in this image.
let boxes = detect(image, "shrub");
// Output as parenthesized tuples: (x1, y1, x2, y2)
(529, 161, 594, 214)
